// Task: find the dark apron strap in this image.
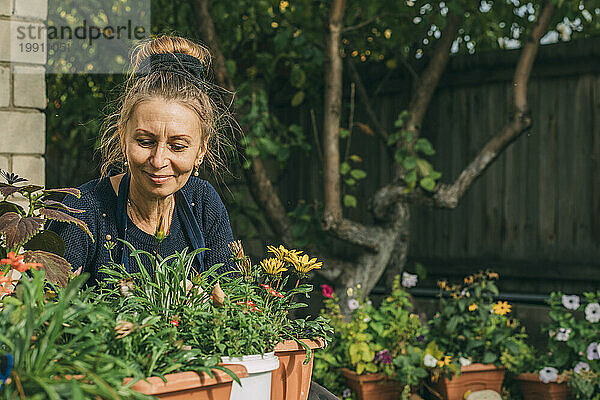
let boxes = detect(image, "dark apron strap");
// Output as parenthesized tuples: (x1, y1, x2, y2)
(115, 173, 205, 273)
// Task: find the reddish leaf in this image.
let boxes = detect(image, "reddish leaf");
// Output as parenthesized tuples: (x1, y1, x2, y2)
(24, 250, 71, 287)
(39, 208, 94, 242)
(17, 185, 43, 194)
(43, 188, 81, 198)
(0, 212, 44, 249)
(0, 185, 20, 198)
(43, 200, 85, 213)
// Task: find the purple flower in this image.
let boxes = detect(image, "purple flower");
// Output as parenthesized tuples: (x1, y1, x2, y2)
(374, 349, 393, 365)
(416, 334, 426, 343)
(342, 388, 352, 398)
(586, 342, 599, 360)
(574, 361, 590, 374)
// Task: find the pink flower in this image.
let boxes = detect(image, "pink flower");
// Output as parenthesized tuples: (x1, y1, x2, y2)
(320, 284, 334, 298)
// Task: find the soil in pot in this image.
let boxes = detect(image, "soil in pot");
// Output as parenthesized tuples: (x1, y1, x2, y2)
(515, 372, 570, 400)
(222, 352, 280, 400)
(272, 338, 325, 400)
(125, 365, 248, 400)
(431, 363, 505, 400)
(341, 368, 403, 400)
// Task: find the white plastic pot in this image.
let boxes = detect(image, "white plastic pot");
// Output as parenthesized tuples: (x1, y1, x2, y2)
(221, 352, 279, 400)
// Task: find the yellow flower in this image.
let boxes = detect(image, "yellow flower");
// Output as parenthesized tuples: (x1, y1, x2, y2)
(437, 280, 447, 290)
(267, 245, 302, 262)
(260, 258, 287, 276)
(464, 276, 474, 285)
(492, 301, 511, 316)
(288, 253, 322, 275)
(468, 303, 478, 311)
(437, 356, 451, 367)
(228, 240, 245, 260)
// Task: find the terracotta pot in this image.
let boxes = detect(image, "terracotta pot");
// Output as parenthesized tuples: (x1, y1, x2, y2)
(514, 372, 570, 400)
(271, 338, 325, 400)
(125, 365, 248, 399)
(431, 363, 505, 400)
(341, 368, 402, 400)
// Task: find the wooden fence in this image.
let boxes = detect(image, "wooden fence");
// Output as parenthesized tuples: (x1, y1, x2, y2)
(279, 37, 600, 295)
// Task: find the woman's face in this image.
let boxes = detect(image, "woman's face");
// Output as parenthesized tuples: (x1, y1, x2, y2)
(123, 98, 206, 199)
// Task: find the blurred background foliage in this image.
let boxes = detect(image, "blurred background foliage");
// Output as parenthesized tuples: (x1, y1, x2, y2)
(45, 0, 600, 248)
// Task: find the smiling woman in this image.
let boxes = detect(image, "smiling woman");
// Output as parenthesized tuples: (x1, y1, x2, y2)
(48, 35, 235, 282)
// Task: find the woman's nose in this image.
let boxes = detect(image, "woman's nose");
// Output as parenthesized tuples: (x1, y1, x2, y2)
(150, 144, 169, 169)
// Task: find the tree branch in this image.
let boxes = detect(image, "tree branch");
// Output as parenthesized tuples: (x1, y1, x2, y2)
(322, 0, 346, 228)
(346, 58, 390, 145)
(372, 2, 556, 216)
(193, 0, 295, 245)
(325, 218, 389, 252)
(404, 11, 461, 138)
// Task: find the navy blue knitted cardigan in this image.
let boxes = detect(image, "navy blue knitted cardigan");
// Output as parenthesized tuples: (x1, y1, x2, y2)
(48, 175, 234, 283)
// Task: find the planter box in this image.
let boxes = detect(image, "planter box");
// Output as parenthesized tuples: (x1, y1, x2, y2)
(272, 338, 325, 400)
(515, 372, 570, 400)
(431, 363, 505, 400)
(341, 368, 402, 400)
(125, 365, 248, 399)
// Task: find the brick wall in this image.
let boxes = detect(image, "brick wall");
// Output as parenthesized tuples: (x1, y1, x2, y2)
(0, 0, 47, 187)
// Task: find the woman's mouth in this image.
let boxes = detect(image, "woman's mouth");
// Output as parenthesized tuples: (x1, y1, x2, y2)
(145, 172, 172, 184)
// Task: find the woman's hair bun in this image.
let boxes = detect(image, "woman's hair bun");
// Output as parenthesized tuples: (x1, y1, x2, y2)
(130, 35, 212, 74)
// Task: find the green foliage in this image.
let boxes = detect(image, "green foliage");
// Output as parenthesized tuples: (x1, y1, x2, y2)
(426, 271, 529, 377)
(314, 275, 426, 397)
(0, 269, 147, 399)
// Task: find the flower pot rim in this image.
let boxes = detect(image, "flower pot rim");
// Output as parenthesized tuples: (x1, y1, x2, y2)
(125, 365, 248, 395)
(515, 372, 567, 384)
(460, 363, 505, 373)
(274, 338, 326, 352)
(340, 368, 389, 382)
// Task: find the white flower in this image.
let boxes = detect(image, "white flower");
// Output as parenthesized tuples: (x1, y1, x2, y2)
(585, 303, 600, 323)
(587, 342, 599, 360)
(423, 354, 438, 368)
(347, 298, 360, 311)
(574, 362, 590, 374)
(459, 357, 471, 367)
(562, 295, 580, 310)
(363, 316, 371, 323)
(555, 328, 571, 342)
(539, 367, 559, 383)
(460, 288, 470, 297)
(402, 272, 418, 288)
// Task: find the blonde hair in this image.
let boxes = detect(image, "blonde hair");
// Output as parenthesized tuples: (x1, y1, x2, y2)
(99, 35, 234, 179)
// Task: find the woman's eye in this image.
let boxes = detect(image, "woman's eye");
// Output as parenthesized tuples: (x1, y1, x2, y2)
(136, 139, 153, 147)
(170, 143, 188, 152)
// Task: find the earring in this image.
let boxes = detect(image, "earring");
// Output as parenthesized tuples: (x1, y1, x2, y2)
(194, 163, 200, 176)
(124, 160, 128, 167)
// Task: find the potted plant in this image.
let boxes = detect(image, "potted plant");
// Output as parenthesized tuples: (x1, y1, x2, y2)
(99, 238, 332, 400)
(0, 265, 150, 399)
(424, 271, 529, 400)
(513, 291, 600, 399)
(313, 274, 427, 400)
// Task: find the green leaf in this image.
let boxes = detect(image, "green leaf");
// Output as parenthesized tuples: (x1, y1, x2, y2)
(350, 169, 367, 180)
(23, 229, 66, 257)
(291, 91, 305, 107)
(415, 138, 435, 155)
(345, 178, 356, 186)
(340, 162, 351, 175)
(420, 177, 436, 191)
(343, 195, 357, 208)
(225, 59, 237, 77)
(405, 170, 417, 183)
(447, 315, 462, 332)
(402, 156, 416, 170)
(290, 64, 306, 88)
(340, 128, 350, 139)
(482, 352, 497, 364)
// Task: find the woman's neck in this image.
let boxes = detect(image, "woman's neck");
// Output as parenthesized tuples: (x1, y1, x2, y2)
(127, 183, 175, 235)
